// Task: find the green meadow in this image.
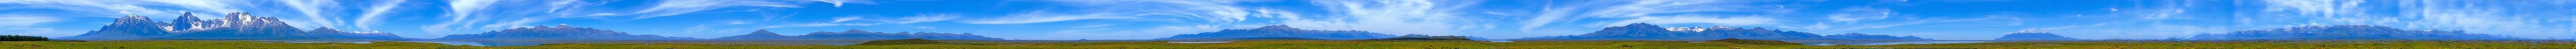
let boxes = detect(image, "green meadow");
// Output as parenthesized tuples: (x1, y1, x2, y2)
(3, 40, 2568, 48)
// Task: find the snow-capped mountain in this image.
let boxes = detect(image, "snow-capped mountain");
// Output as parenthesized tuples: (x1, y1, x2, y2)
(57, 12, 416, 40)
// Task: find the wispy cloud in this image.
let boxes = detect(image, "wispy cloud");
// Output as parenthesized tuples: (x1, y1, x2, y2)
(1520, 0, 1780, 35)
(1788, 15, 2025, 33)
(274, 0, 349, 31)
(903, 26, 936, 29)
(1598, 15, 1781, 27)
(761, 23, 878, 28)
(0, 15, 61, 27)
(621, 0, 803, 21)
(350, 0, 408, 31)
(885, 14, 958, 24)
(965, 0, 1257, 24)
(1826, 7, 1894, 23)
(0, 1, 195, 18)
(764, 13, 959, 28)
(423, 0, 811, 35)
(1273, 0, 1489, 36)
(2237, 0, 2575, 39)
(828, 15, 865, 23)
(0, 15, 66, 36)
(1068, 23, 1120, 29)
(962, 11, 1141, 24)
(812, 0, 878, 8)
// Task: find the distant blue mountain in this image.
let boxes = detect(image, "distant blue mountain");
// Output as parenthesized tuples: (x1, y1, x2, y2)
(1367, 34, 1483, 40)
(2190, 25, 2524, 40)
(430, 24, 684, 41)
(1386, 34, 1490, 40)
(55, 12, 415, 40)
(1819, 33, 1934, 41)
(713, 30, 1005, 40)
(1992, 32, 2083, 41)
(1518, 23, 1930, 41)
(1157, 25, 1396, 40)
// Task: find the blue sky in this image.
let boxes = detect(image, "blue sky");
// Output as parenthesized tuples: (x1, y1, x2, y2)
(1, 0, 2569, 40)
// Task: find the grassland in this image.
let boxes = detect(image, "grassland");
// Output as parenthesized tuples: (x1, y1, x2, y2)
(3, 40, 2568, 48)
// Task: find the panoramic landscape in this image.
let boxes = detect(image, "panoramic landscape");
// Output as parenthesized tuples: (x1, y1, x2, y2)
(2, 0, 2571, 48)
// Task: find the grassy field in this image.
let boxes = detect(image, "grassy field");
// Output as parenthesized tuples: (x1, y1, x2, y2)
(3, 40, 2568, 48)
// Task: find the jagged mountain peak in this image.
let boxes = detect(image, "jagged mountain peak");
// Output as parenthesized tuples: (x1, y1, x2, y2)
(63, 12, 416, 40)
(555, 24, 573, 28)
(1255, 25, 1297, 30)
(1709, 26, 1738, 29)
(841, 30, 870, 33)
(310, 27, 339, 31)
(1835, 33, 1871, 35)
(353, 31, 386, 34)
(750, 30, 781, 35)
(116, 15, 148, 20)
(1621, 23, 1659, 27)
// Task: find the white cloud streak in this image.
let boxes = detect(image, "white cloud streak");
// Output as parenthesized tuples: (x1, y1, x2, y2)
(764, 13, 959, 28)
(352, 0, 407, 31)
(967, 0, 1253, 24)
(1826, 7, 1894, 23)
(277, 0, 341, 30)
(1788, 15, 2025, 33)
(963, 12, 1141, 24)
(886, 14, 959, 24)
(828, 16, 865, 23)
(812, 0, 878, 8)
(1276, 0, 1487, 36)
(624, 0, 803, 20)
(2241, 0, 2575, 39)
(423, 0, 810, 35)
(0, 15, 66, 37)
(1522, 0, 1779, 35)
(0, 15, 61, 27)
(1600, 15, 1780, 27)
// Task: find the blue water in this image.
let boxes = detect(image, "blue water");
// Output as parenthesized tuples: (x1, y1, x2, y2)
(1804, 41, 1987, 45)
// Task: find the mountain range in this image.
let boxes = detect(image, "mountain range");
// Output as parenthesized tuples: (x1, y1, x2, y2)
(1818, 33, 1934, 41)
(1516, 23, 1931, 41)
(55, 12, 413, 40)
(1992, 32, 2083, 41)
(712, 30, 1005, 40)
(1156, 25, 1397, 40)
(2190, 25, 2524, 40)
(429, 24, 688, 40)
(1366, 34, 1482, 40)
